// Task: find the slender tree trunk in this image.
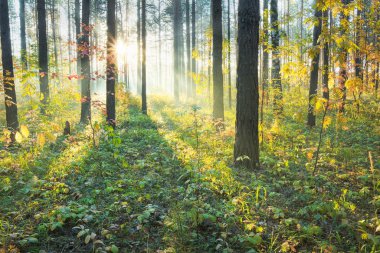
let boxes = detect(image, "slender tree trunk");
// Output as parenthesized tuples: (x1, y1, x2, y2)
(141, 0, 147, 113)
(186, 0, 191, 98)
(124, 0, 129, 88)
(271, 0, 282, 116)
(307, 0, 322, 127)
(338, 0, 351, 113)
(158, 0, 162, 87)
(75, 0, 81, 75)
(1, 0, 20, 138)
(191, 0, 196, 98)
(51, 0, 58, 72)
(300, 0, 304, 62)
(322, 9, 330, 100)
(37, 0, 49, 114)
(234, 0, 260, 170)
(137, 0, 142, 95)
(227, 0, 232, 109)
(262, 0, 269, 103)
(107, 0, 116, 126)
(173, 0, 181, 102)
(355, 8, 363, 80)
(20, 0, 27, 70)
(212, 0, 224, 120)
(68, 0, 72, 73)
(80, 0, 91, 124)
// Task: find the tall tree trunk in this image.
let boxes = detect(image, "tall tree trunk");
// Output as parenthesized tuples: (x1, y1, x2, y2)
(51, 0, 58, 72)
(322, 9, 330, 100)
(271, 0, 282, 116)
(355, 8, 362, 80)
(107, 0, 116, 126)
(307, 0, 322, 127)
(137, 0, 142, 95)
(212, 0, 224, 120)
(191, 0, 196, 98)
(234, 0, 260, 170)
(262, 0, 269, 103)
(158, 0, 162, 87)
(186, 0, 191, 98)
(20, 0, 27, 70)
(227, 0, 232, 108)
(37, 0, 49, 114)
(80, 0, 91, 124)
(338, 0, 351, 113)
(300, 0, 304, 62)
(75, 0, 81, 75)
(68, 0, 72, 73)
(124, 0, 129, 88)
(141, 0, 147, 113)
(1, 0, 20, 138)
(173, 0, 181, 102)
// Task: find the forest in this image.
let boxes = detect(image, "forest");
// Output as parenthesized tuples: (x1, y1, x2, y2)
(0, 0, 379, 252)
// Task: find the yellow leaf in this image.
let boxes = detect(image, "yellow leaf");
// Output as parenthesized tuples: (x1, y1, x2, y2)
(20, 125, 30, 138)
(15, 132, 23, 143)
(323, 116, 332, 129)
(307, 152, 314, 161)
(37, 133, 46, 148)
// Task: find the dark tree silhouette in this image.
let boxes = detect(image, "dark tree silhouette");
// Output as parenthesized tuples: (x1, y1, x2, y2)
(212, 0, 224, 120)
(19, 0, 27, 70)
(234, 0, 260, 170)
(1, 0, 20, 140)
(307, 0, 322, 127)
(37, 0, 49, 114)
(107, 0, 117, 127)
(80, 0, 91, 124)
(141, 0, 147, 114)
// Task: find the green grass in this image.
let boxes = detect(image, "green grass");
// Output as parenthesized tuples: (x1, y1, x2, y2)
(0, 92, 379, 252)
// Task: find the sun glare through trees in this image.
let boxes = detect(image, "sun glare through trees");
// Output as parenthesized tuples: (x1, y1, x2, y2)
(0, 0, 379, 252)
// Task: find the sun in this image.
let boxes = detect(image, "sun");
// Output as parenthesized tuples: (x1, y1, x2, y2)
(116, 40, 127, 55)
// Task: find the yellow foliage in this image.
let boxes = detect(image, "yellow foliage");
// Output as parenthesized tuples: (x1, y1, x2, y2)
(20, 125, 30, 138)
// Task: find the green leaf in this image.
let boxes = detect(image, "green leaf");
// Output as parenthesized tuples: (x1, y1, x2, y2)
(111, 245, 119, 253)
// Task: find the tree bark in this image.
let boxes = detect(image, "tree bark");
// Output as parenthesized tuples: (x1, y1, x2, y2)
(191, 0, 196, 98)
(271, 0, 282, 116)
(80, 0, 91, 124)
(186, 0, 191, 98)
(234, 0, 260, 170)
(322, 9, 329, 100)
(141, 0, 147, 113)
(1, 0, 20, 137)
(107, 0, 116, 127)
(227, 0, 232, 108)
(137, 0, 142, 95)
(37, 0, 49, 114)
(20, 0, 27, 70)
(75, 0, 81, 74)
(173, 0, 181, 102)
(212, 0, 224, 120)
(307, 0, 322, 127)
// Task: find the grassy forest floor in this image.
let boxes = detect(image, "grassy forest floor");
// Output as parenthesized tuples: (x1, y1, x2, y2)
(0, 90, 379, 253)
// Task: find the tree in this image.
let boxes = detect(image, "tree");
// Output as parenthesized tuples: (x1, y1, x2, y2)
(75, 0, 81, 74)
(271, 0, 282, 116)
(212, 0, 224, 120)
(227, 0, 232, 108)
(307, 0, 322, 127)
(80, 0, 91, 124)
(37, 0, 49, 114)
(322, 8, 329, 100)
(107, 0, 117, 127)
(186, 0, 191, 98)
(141, 0, 147, 114)
(173, 0, 181, 102)
(262, 0, 269, 100)
(1, 0, 20, 140)
(234, 0, 260, 170)
(137, 0, 142, 95)
(191, 0, 196, 98)
(19, 0, 27, 70)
